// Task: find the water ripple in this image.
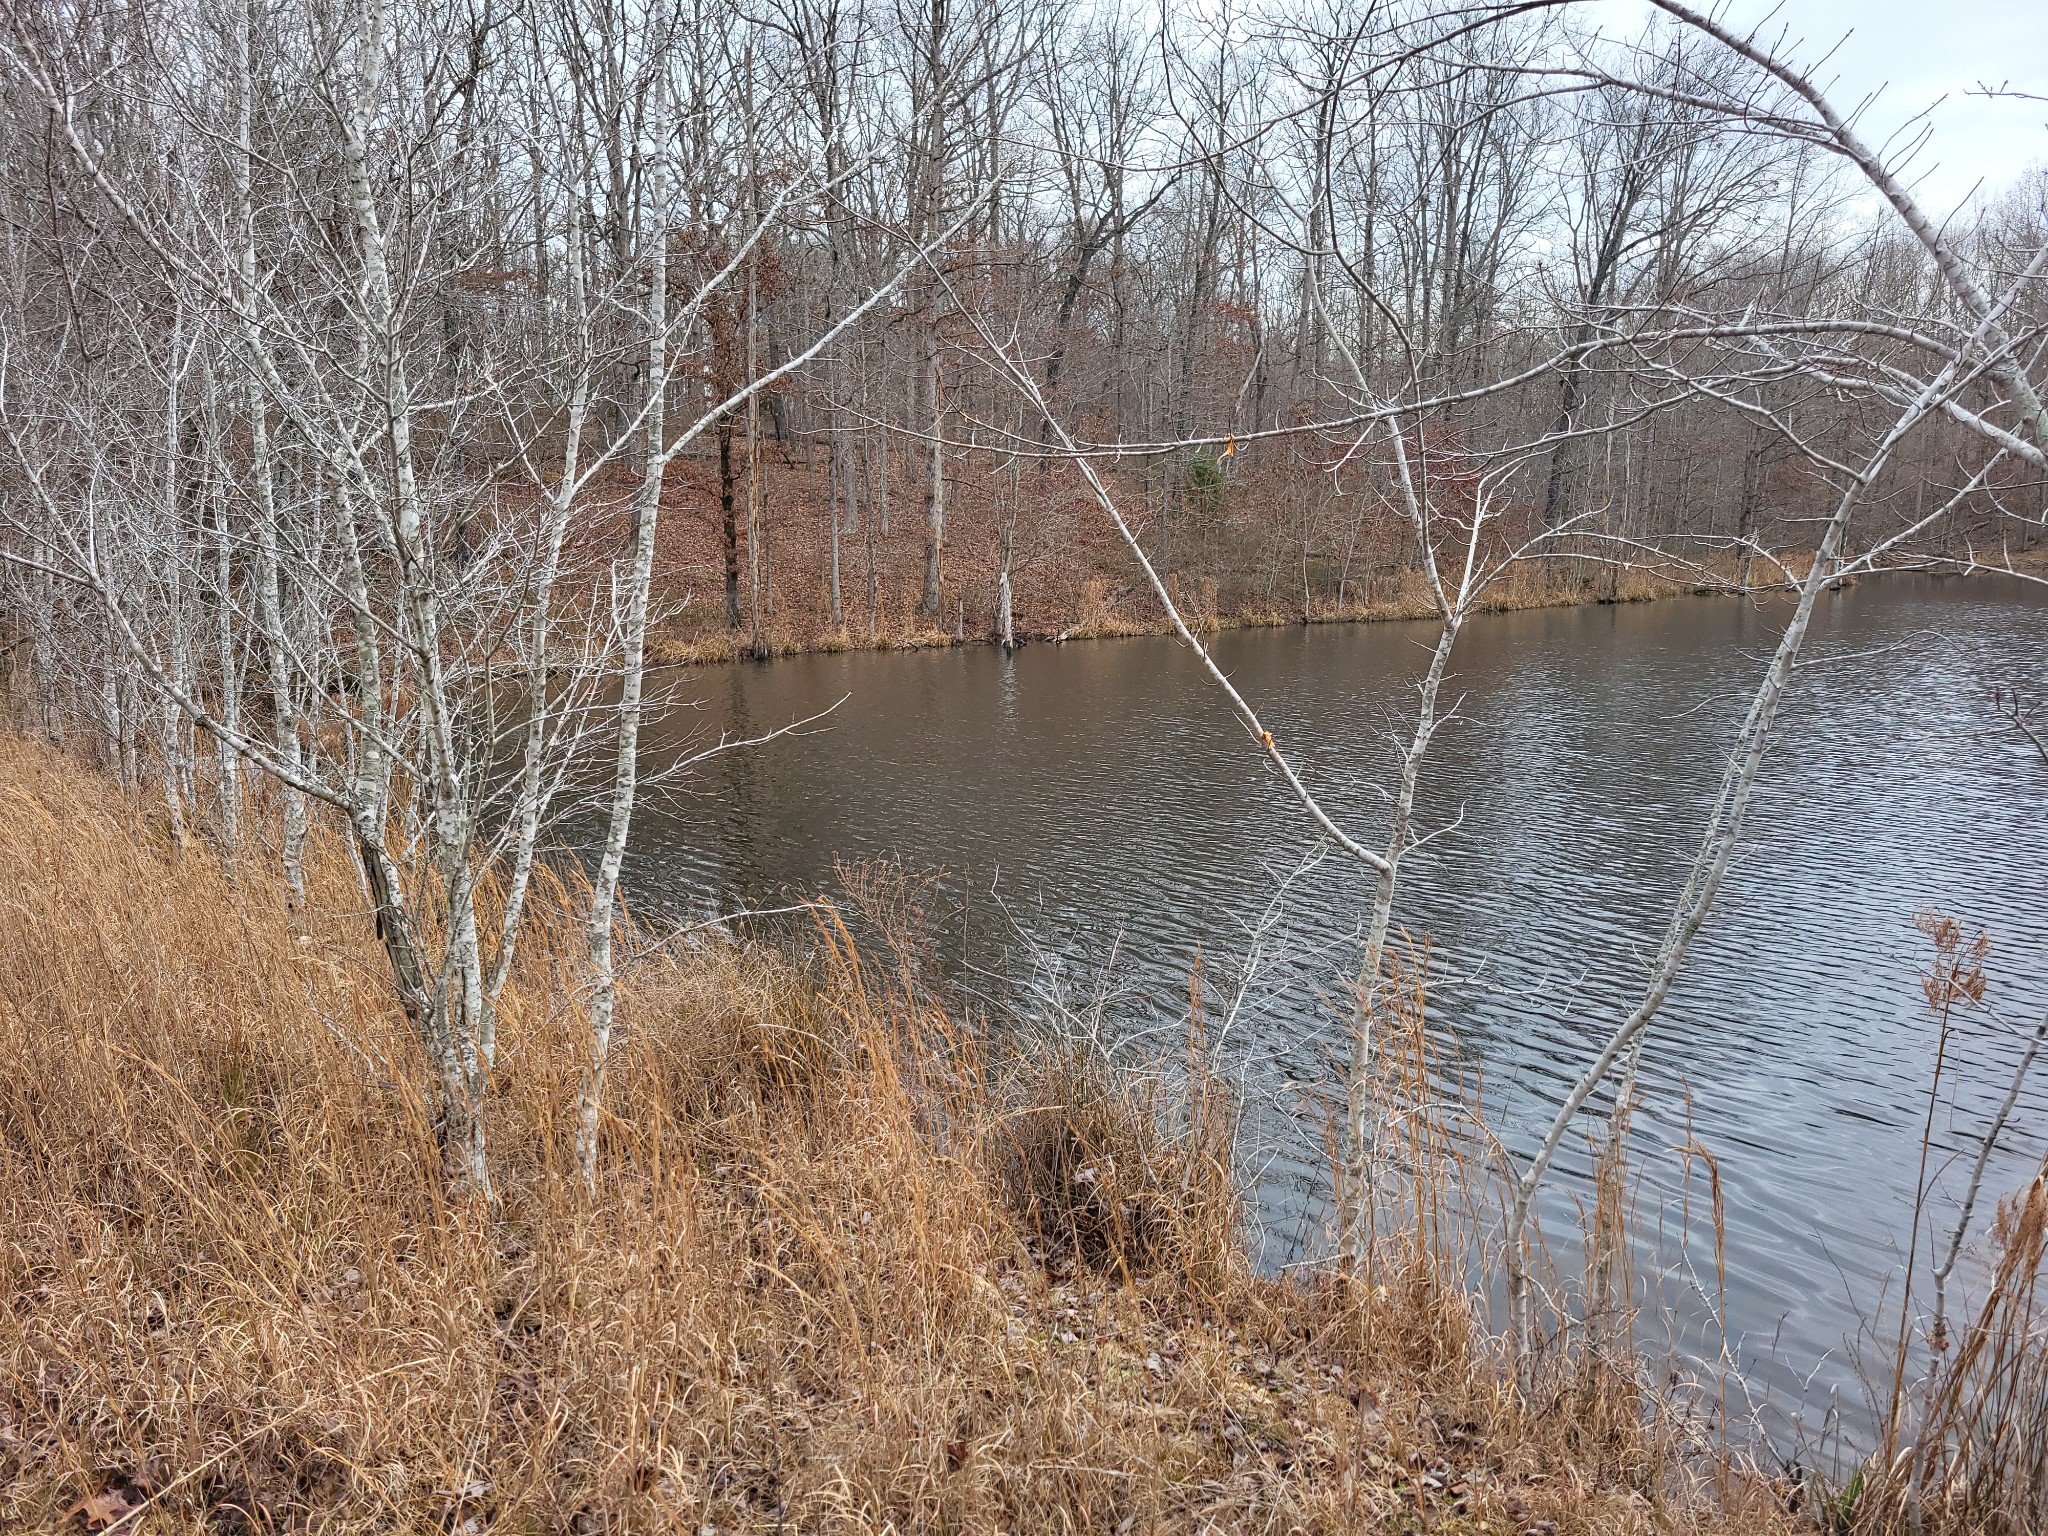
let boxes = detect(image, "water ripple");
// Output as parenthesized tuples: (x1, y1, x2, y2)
(610, 575, 2048, 1444)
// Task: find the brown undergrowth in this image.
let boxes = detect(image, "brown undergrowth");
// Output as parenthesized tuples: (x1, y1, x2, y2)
(0, 732, 1795, 1534)
(639, 447, 1787, 670)
(642, 557, 1745, 666)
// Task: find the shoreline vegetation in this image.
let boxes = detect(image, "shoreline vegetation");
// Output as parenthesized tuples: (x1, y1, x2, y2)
(638, 540, 2043, 670)
(0, 730, 1802, 1535)
(646, 552, 1755, 670)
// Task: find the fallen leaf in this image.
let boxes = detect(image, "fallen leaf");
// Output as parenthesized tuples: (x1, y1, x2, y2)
(65, 1487, 138, 1532)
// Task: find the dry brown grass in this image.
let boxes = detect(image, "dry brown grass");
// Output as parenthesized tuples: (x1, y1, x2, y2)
(0, 732, 1798, 1534)
(1842, 920, 2048, 1536)
(1854, 1170, 2048, 1536)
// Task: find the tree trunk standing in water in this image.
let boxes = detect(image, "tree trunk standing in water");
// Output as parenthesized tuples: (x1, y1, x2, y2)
(996, 461, 1017, 651)
(1595, 422, 1638, 602)
(1299, 491, 1316, 622)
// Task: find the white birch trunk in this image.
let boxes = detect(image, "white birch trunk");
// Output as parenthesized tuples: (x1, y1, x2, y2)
(577, 145, 668, 1194)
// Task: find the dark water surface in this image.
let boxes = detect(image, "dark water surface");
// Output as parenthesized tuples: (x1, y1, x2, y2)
(616, 576, 2048, 1447)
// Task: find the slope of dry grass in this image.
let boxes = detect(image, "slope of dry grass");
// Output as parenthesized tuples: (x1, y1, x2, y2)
(0, 732, 1797, 1534)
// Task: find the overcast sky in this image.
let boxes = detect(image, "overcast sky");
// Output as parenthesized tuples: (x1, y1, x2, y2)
(1651, 0, 2048, 216)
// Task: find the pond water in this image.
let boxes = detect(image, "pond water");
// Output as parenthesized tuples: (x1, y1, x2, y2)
(613, 574, 2048, 1452)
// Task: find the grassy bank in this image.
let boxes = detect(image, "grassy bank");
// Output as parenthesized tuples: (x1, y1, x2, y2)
(645, 544, 2048, 669)
(0, 732, 1801, 1533)
(643, 554, 1755, 668)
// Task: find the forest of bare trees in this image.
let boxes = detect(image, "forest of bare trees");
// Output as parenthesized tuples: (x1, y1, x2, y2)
(3, 0, 2047, 1453)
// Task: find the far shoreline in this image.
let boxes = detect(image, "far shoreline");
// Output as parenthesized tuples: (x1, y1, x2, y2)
(644, 552, 2044, 673)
